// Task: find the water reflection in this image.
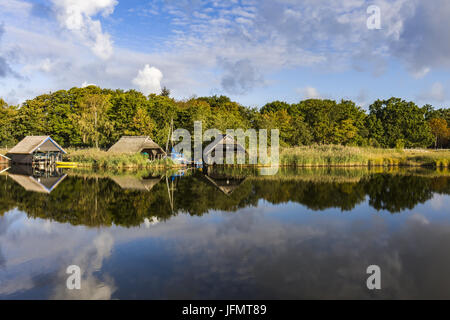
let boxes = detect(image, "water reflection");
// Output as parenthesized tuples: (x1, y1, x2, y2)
(1, 167, 449, 227)
(1, 167, 450, 299)
(7, 166, 67, 194)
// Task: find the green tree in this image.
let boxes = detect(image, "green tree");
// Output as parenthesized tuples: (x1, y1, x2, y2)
(367, 98, 434, 148)
(160, 86, 171, 97)
(71, 94, 112, 148)
(0, 98, 18, 148)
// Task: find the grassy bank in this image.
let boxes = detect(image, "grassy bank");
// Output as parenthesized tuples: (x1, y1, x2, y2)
(65, 149, 176, 169)
(279, 145, 450, 168)
(3, 145, 450, 169)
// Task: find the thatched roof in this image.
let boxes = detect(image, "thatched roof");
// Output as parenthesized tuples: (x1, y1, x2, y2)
(8, 174, 67, 194)
(7, 136, 66, 155)
(204, 134, 247, 156)
(108, 136, 166, 154)
(111, 176, 162, 191)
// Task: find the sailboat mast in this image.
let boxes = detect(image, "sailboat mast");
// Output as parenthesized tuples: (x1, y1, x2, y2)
(165, 118, 173, 153)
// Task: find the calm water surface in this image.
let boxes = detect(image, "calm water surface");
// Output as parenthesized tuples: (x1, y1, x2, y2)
(1, 166, 450, 299)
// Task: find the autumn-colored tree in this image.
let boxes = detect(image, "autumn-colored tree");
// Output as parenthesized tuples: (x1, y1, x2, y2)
(131, 107, 156, 137)
(429, 118, 449, 148)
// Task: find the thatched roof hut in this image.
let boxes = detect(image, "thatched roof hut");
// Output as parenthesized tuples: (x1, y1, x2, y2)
(8, 136, 66, 155)
(7, 136, 66, 165)
(108, 136, 166, 160)
(204, 134, 246, 164)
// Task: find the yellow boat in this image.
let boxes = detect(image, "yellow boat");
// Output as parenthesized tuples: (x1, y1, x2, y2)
(56, 162, 78, 167)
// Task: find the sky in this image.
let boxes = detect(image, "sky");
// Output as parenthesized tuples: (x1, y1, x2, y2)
(0, 0, 449, 109)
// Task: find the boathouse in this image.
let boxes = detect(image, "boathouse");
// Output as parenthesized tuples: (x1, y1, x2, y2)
(203, 134, 247, 165)
(6, 136, 66, 165)
(108, 136, 166, 160)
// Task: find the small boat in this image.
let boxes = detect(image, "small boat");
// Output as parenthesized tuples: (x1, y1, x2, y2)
(56, 162, 78, 167)
(169, 150, 189, 165)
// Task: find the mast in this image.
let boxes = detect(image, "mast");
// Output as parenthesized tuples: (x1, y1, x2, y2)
(165, 118, 174, 154)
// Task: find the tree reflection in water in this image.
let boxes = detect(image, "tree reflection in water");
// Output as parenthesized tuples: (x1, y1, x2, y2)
(0, 167, 449, 227)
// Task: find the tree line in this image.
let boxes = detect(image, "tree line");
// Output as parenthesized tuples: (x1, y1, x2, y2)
(0, 86, 449, 149)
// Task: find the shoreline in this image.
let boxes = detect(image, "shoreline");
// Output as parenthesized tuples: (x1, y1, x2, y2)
(2, 146, 450, 170)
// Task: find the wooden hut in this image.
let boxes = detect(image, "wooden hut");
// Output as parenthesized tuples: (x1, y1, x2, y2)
(108, 136, 166, 160)
(6, 136, 66, 165)
(203, 134, 247, 165)
(0, 154, 10, 165)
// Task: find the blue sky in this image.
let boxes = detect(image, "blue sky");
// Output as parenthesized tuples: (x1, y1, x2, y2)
(0, 0, 449, 109)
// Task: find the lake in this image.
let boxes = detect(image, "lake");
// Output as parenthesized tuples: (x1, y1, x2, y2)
(1, 166, 450, 299)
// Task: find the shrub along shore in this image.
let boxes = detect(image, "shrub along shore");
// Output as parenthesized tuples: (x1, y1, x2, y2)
(65, 149, 176, 169)
(66, 146, 450, 169)
(2, 146, 450, 170)
(279, 145, 450, 168)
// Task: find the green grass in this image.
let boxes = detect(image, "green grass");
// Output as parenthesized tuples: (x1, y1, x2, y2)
(65, 148, 176, 169)
(279, 145, 450, 168)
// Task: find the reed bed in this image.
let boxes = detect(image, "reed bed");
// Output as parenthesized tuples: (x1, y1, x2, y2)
(65, 148, 175, 169)
(279, 145, 450, 168)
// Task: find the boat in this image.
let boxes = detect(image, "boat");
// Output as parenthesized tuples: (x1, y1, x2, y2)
(56, 162, 78, 167)
(169, 149, 189, 165)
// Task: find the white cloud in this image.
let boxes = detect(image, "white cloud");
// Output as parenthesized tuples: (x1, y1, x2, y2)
(51, 0, 117, 60)
(2, 0, 450, 103)
(81, 81, 96, 88)
(132, 65, 163, 95)
(297, 86, 321, 99)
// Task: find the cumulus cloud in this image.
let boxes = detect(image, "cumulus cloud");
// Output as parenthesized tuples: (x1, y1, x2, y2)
(81, 81, 96, 88)
(51, 0, 117, 59)
(2, 0, 450, 104)
(132, 64, 163, 95)
(392, 0, 450, 76)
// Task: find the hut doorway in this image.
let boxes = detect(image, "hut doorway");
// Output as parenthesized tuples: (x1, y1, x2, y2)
(142, 148, 164, 160)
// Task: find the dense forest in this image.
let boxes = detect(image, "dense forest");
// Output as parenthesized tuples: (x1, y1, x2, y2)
(0, 86, 449, 149)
